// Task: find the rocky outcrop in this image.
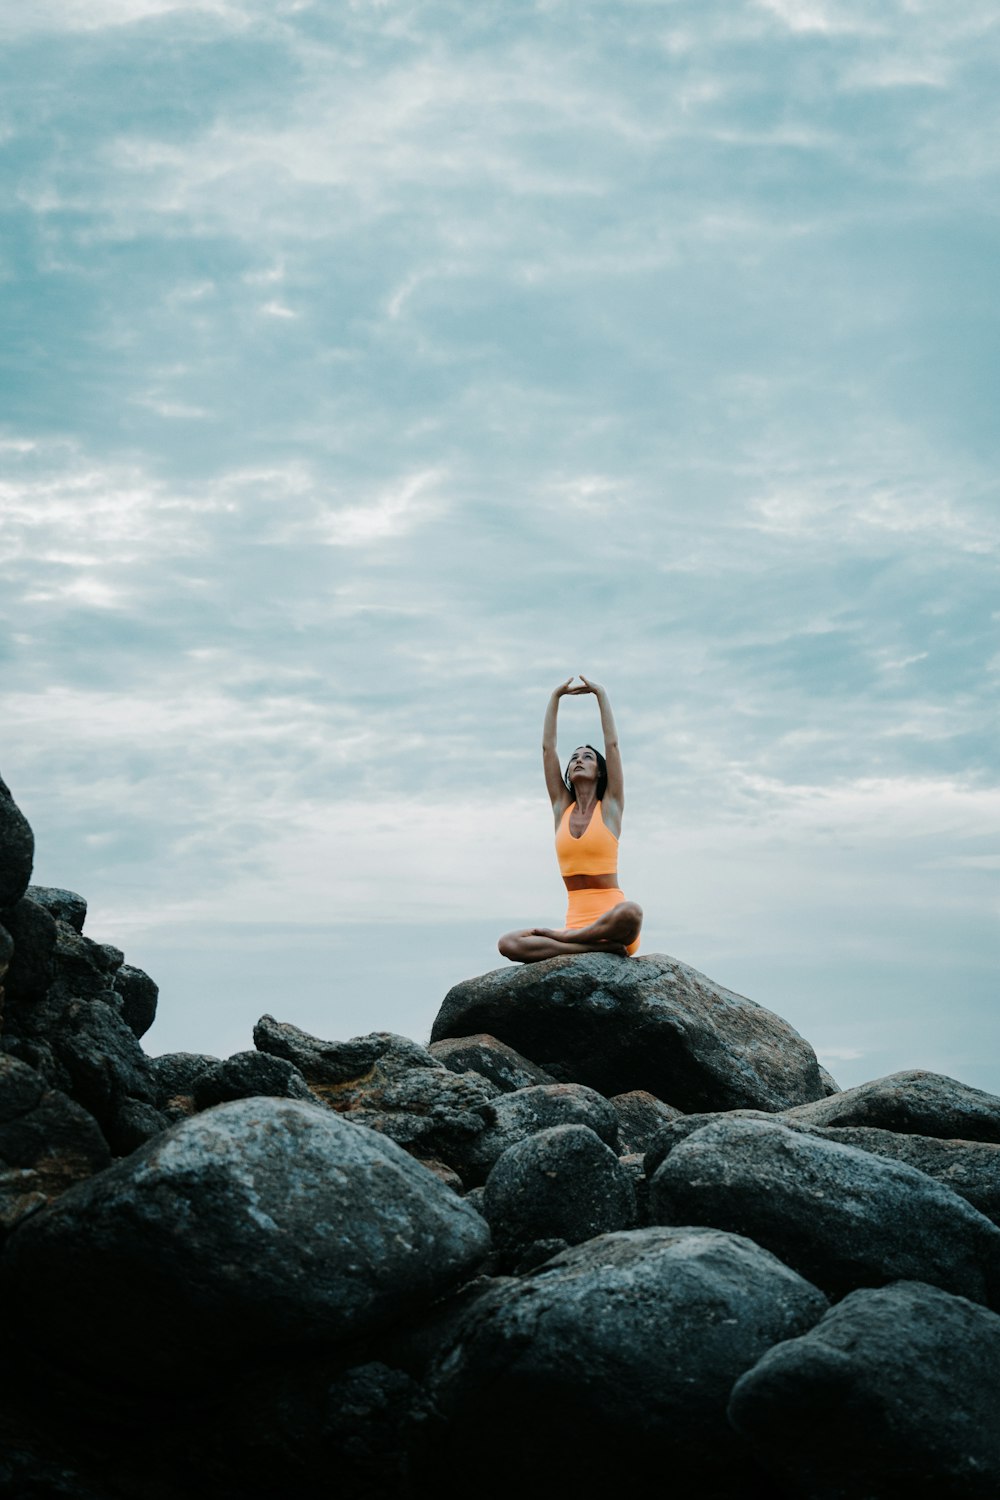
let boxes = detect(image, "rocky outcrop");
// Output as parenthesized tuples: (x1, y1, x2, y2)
(729, 1280, 1000, 1498)
(0, 775, 34, 910)
(2, 1096, 492, 1387)
(432, 950, 829, 1112)
(3, 765, 1000, 1499)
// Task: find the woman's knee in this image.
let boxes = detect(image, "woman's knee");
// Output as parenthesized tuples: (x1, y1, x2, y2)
(620, 901, 643, 932)
(497, 931, 521, 960)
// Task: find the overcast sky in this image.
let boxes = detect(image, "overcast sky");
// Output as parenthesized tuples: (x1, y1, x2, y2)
(2, 0, 997, 1095)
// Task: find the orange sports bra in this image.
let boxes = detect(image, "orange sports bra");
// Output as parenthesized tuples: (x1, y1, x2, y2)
(555, 800, 619, 876)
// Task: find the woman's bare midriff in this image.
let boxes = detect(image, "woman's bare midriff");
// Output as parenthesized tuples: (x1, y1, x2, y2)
(563, 873, 620, 891)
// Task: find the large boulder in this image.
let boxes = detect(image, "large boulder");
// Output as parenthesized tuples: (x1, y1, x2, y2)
(431, 952, 827, 1112)
(783, 1069, 1000, 1143)
(0, 1053, 111, 1235)
(649, 1117, 1000, 1307)
(1, 1096, 491, 1386)
(0, 775, 34, 912)
(729, 1280, 1000, 1498)
(428, 1034, 556, 1093)
(419, 1225, 828, 1497)
(480, 1123, 638, 1269)
(446, 1081, 621, 1187)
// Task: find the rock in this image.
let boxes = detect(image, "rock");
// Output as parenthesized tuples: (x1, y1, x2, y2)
(818, 1064, 841, 1095)
(729, 1280, 1000, 1498)
(447, 1080, 621, 1187)
(481, 1123, 637, 1270)
(112, 963, 158, 1039)
(0, 1053, 111, 1235)
(252, 1017, 432, 1086)
(648, 1117, 1000, 1307)
(150, 1051, 221, 1112)
(195, 1356, 443, 1500)
(254, 1017, 499, 1163)
(0, 775, 34, 911)
(644, 1109, 1000, 1226)
(46, 921, 122, 1006)
(191, 1051, 314, 1109)
(49, 998, 162, 1154)
(428, 1033, 556, 1092)
(1, 1096, 491, 1386)
(813, 1126, 1000, 1228)
(419, 1225, 828, 1496)
(1, 896, 58, 1014)
(783, 1068, 1000, 1143)
(24, 885, 87, 933)
(609, 1088, 683, 1157)
(431, 951, 827, 1113)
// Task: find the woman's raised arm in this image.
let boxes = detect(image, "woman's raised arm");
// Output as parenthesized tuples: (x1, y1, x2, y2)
(578, 676, 624, 813)
(543, 678, 577, 812)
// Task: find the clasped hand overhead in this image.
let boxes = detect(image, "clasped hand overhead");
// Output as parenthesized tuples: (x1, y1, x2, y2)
(555, 675, 605, 697)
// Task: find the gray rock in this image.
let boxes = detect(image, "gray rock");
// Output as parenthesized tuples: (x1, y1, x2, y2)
(609, 1088, 683, 1157)
(24, 885, 87, 933)
(644, 1110, 1000, 1226)
(112, 962, 158, 1039)
(428, 1033, 556, 1092)
(783, 1068, 1000, 1143)
(196, 1356, 442, 1499)
(49, 998, 161, 1154)
(644, 1108, 795, 1176)
(0, 775, 34, 911)
(814, 1126, 1000, 1228)
(649, 1117, 1000, 1306)
(818, 1064, 841, 1095)
(1, 896, 58, 1013)
(0, 1053, 111, 1235)
(481, 1123, 638, 1268)
(431, 951, 827, 1113)
(150, 1051, 221, 1111)
(191, 1051, 314, 1109)
(2, 1096, 491, 1385)
(448, 1080, 621, 1187)
(421, 1225, 828, 1495)
(254, 1017, 498, 1162)
(253, 1017, 433, 1086)
(729, 1280, 1000, 1498)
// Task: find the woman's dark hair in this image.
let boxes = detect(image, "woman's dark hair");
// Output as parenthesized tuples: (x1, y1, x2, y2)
(564, 745, 607, 801)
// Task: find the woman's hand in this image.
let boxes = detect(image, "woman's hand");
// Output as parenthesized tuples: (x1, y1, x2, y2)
(553, 676, 588, 697)
(576, 675, 606, 697)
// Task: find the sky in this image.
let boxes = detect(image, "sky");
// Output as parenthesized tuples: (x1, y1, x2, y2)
(1, 0, 997, 1096)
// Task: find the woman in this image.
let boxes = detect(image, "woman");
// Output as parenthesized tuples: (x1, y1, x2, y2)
(498, 676, 643, 963)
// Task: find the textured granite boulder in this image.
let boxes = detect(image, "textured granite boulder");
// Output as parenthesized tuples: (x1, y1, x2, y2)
(24, 886, 87, 934)
(150, 1051, 221, 1109)
(253, 1017, 499, 1162)
(609, 1088, 683, 1157)
(0, 775, 34, 911)
(420, 1225, 828, 1496)
(729, 1280, 1000, 1498)
(783, 1069, 1000, 1143)
(191, 1050, 314, 1109)
(428, 1033, 556, 1093)
(644, 1108, 1000, 1225)
(432, 952, 827, 1113)
(481, 1123, 638, 1270)
(1, 1096, 491, 1385)
(446, 1081, 621, 1187)
(812, 1126, 1000, 1228)
(112, 962, 159, 1040)
(48, 998, 164, 1155)
(649, 1117, 1000, 1306)
(0, 1053, 111, 1235)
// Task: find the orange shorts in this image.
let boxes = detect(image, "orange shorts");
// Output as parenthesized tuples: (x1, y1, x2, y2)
(565, 886, 640, 956)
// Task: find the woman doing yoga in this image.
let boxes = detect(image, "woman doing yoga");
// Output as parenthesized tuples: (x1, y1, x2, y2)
(498, 676, 643, 963)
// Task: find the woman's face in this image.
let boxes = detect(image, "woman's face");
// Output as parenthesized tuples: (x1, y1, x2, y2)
(567, 746, 598, 783)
